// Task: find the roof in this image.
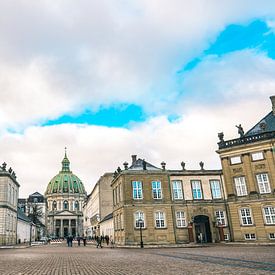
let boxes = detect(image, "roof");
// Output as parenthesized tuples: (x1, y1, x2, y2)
(45, 152, 86, 196)
(29, 192, 43, 197)
(128, 158, 161, 171)
(100, 213, 113, 223)
(245, 111, 275, 136)
(17, 208, 31, 223)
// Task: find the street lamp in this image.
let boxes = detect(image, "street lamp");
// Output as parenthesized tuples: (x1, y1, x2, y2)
(138, 218, 144, 248)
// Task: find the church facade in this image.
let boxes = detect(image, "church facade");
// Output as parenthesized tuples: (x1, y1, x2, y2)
(45, 152, 87, 238)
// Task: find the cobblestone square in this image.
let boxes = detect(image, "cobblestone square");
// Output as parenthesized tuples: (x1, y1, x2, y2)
(0, 244, 274, 274)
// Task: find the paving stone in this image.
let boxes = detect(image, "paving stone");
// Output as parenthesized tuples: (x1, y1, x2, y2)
(0, 244, 274, 274)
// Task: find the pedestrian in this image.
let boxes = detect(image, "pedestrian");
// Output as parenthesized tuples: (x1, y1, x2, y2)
(110, 236, 114, 249)
(66, 236, 70, 247)
(96, 236, 102, 248)
(83, 236, 87, 246)
(69, 235, 73, 247)
(105, 235, 109, 246)
(77, 236, 81, 246)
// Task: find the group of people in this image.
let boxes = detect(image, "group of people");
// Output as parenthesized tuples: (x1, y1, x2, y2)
(95, 235, 114, 248)
(66, 236, 87, 247)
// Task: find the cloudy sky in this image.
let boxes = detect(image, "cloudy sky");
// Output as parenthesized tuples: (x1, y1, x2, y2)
(1, 0, 275, 197)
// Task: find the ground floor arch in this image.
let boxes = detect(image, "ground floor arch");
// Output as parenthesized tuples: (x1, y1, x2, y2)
(194, 215, 212, 243)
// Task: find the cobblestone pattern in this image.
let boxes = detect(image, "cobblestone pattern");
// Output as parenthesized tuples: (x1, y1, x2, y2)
(0, 244, 274, 274)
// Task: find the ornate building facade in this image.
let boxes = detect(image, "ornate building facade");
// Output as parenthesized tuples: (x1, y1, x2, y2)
(217, 96, 275, 242)
(0, 163, 19, 245)
(111, 156, 228, 245)
(45, 152, 87, 238)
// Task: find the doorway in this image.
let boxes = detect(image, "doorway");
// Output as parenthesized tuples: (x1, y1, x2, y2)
(64, 227, 68, 238)
(194, 215, 212, 243)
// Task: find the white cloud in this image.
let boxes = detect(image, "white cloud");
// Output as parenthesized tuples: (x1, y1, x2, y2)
(1, 1, 275, 129)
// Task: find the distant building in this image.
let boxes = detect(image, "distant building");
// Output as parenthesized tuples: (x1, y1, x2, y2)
(217, 96, 275, 242)
(17, 208, 35, 244)
(0, 162, 19, 245)
(111, 156, 227, 246)
(99, 213, 113, 238)
(83, 173, 113, 238)
(45, 151, 87, 238)
(18, 192, 47, 240)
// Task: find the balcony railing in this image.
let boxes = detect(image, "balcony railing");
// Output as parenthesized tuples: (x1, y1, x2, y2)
(218, 131, 275, 149)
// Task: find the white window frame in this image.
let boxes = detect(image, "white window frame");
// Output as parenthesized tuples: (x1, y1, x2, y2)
(244, 233, 256, 240)
(152, 181, 162, 199)
(191, 180, 203, 199)
(240, 208, 253, 225)
(263, 207, 275, 225)
(251, 152, 264, 161)
(155, 211, 165, 228)
(210, 180, 222, 199)
(172, 180, 183, 200)
(134, 211, 145, 228)
(215, 210, 226, 226)
(230, 156, 241, 165)
(256, 173, 271, 194)
(269, 233, 275, 240)
(234, 177, 248, 196)
(176, 211, 187, 228)
(132, 181, 143, 200)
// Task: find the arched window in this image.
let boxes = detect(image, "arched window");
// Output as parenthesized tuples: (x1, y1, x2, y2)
(134, 211, 145, 228)
(52, 201, 57, 210)
(64, 200, 68, 210)
(75, 201, 79, 211)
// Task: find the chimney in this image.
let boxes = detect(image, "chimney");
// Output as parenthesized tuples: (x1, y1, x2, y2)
(270, 96, 275, 115)
(131, 155, 137, 164)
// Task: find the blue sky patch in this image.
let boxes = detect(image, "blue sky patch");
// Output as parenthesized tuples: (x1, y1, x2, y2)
(182, 19, 275, 72)
(43, 104, 146, 128)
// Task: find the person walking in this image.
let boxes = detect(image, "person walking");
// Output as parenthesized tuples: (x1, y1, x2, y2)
(82, 236, 87, 246)
(105, 235, 109, 246)
(77, 236, 81, 246)
(96, 236, 102, 248)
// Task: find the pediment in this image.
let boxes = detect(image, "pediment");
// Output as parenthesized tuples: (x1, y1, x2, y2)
(55, 210, 76, 216)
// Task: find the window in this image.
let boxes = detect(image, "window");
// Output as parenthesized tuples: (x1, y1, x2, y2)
(256, 173, 271, 194)
(240, 208, 253, 225)
(191, 180, 202, 199)
(172, 181, 183, 200)
(230, 156, 241, 164)
(155, 211, 165, 228)
(251, 152, 264, 161)
(263, 207, 275, 225)
(224, 234, 229, 241)
(132, 181, 143, 199)
(215, 210, 226, 226)
(63, 200, 68, 210)
(152, 181, 162, 199)
(210, 180, 222, 199)
(52, 201, 57, 210)
(176, 211, 186, 227)
(234, 177, 248, 196)
(244, 233, 256, 240)
(75, 201, 79, 211)
(269, 233, 275, 240)
(134, 211, 145, 228)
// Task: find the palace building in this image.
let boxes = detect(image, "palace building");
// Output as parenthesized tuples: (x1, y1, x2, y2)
(45, 151, 87, 238)
(0, 163, 19, 245)
(111, 156, 228, 245)
(217, 96, 275, 242)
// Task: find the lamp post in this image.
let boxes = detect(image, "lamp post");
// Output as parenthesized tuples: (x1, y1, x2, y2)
(138, 218, 144, 248)
(29, 222, 33, 246)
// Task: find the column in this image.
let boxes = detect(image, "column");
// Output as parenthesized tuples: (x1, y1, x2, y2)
(61, 219, 63, 238)
(69, 219, 71, 236)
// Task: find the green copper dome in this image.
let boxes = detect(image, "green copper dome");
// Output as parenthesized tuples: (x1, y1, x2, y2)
(46, 151, 86, 195)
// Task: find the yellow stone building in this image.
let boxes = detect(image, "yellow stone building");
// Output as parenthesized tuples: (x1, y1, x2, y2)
(217, 96, 275, 242)
(112, 156, 229, 245)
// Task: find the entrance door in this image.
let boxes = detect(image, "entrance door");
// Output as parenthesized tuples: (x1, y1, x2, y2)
(56, 228, 60, 238)
(194, 215, 212, 243)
